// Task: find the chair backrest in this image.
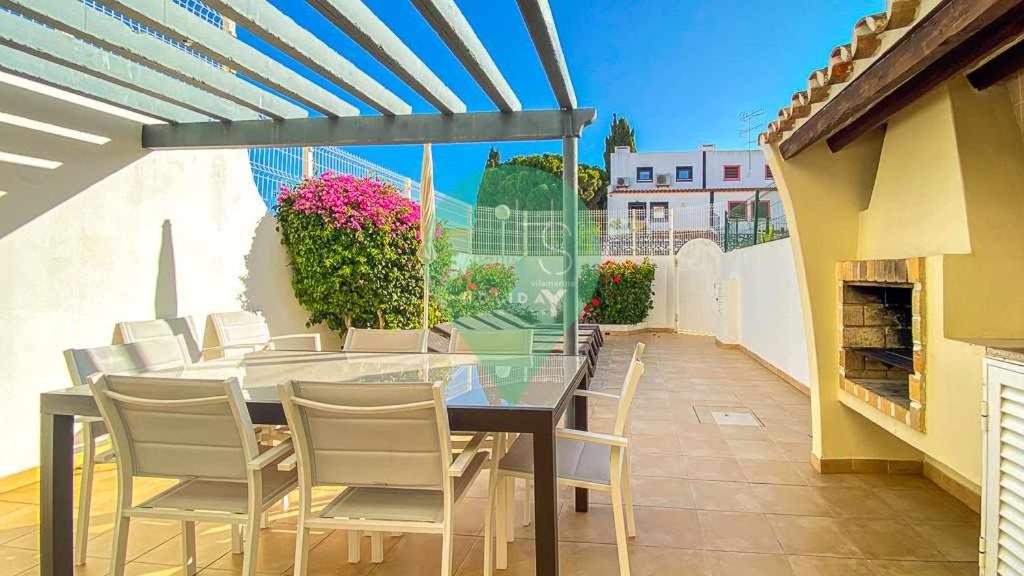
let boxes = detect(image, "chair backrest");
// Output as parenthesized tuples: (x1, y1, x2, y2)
(116, 317, 202, 363)
(90, 374, 257, 481)
(279, 380, 449, 490)
(344, 328, 428, 353)
(448, 328, 534, 355)
(209, 311, 271, 349)
(613, 343, 647, 437)
(64, 335, 192, 387)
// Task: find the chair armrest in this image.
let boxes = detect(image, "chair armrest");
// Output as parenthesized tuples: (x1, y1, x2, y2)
(449, 432, 488, 477)
(574, 389, 620, 401)
(556, 429, 628, 448)
(268, 333, 322, 352)
(248, 439, 294, 470)
(201, 343, 264, 360)
(276, 453, 297, 472)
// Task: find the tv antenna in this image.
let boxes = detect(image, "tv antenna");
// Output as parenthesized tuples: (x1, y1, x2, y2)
(738, 109, 766, 169)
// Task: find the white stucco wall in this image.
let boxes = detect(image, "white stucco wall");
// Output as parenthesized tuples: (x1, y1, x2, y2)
(716, 239, 810, 389)
(0, 78, 338, 477)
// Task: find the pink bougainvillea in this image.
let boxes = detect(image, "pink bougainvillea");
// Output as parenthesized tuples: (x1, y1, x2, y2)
(277, 172, 420, 235)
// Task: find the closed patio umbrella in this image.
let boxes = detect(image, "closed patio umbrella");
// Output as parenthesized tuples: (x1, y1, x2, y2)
(418, 143, 435, 329)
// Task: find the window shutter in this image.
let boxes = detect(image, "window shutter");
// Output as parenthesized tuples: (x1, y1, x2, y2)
(985, 360, 1024, 575)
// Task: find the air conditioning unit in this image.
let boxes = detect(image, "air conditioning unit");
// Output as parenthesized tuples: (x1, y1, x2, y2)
(655, 173, 671, 186)
(615, 176, 630, 187)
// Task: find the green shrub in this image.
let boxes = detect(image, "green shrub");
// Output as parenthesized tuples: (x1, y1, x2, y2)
(275, 173, 452, 333)
(579, 259, 656, 324)
(440, 262, 517, 320)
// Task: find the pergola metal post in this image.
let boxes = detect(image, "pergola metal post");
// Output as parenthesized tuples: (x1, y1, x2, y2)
(562, 135, 578, 357)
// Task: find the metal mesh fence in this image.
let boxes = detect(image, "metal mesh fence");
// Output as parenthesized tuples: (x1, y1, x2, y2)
(722, 189, 790, 251)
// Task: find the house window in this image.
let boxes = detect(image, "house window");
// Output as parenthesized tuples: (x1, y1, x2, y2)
(752, 200, 771, 220)
(627, 202, 647, 221)
(675, 166, 693, 182)
(727, 201, 748, 220)
(649, 202, 669, 222)
(764, 164, 774, 180)
(636, 167, 653, 182)
(723, 165, 741, 181)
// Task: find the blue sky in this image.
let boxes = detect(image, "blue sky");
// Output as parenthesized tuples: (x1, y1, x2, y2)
(262, 0, 883, 202)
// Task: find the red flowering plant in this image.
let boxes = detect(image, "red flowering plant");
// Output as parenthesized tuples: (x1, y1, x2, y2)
(579, 259, 656, 325)
(275, 172, 450, 333)
(440, 262, 517, 320)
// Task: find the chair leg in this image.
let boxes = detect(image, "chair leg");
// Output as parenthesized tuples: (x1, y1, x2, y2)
(75, 422, 95, 566)
(241, 517, 261, 576)
(622, 452, 636, 538)
(610, 456, 631, 576)
(484, 469, 499, 575)
(440, 514, 454, 576)
(521, 480, 533, 527)
(260, 511, 270, 528)
(347, 531, 361, 563)
(181, 521, 197, 576)
(293, 524, 310, 576)
(231, 524, 243, 554)
(495, 479, 508, 571)
(109, 514, 131, 576)
(371, 532, 384, 563)
(504, 478, 516, 542)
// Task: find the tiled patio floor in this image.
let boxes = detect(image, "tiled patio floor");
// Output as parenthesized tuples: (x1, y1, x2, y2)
(0, 334, 979, 575)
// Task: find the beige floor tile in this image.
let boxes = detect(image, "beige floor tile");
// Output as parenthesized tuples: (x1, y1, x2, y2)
(0, 546, 39, 576)
(776, 442, 812, 463)
(787, 555, 874, 575)
(705, 551, 794, 576)
(631, 507, 703, 549)
(132, 522, 234, 568)
(358, 533, 475, 576)
(627, 546, 706, 576)
(697, 511, 781, 553)
(869, 559, 962, 576)
(87, 518, 181, 562)
(678, 437, 733, 458)
(942, 562, 980, 575)
(0, 502, 39, 546)
(629, 452, 685, 479)
(738, 460, 807, 485)
(726, 440, 787, 461)
(627, 476, 694, 509)
(749, 485, 830, 516)
(205, 525, 325, 575)
(629, 433, 682, 455)
(689, 480, 761, 513)
(841, 518, 944, 560)
(453, 497, 487, 537)
(910, 522, 980, 562)
(812, 486, 898, 518)
(876, 488, 978, 523)
(766, 515, 862, 557)
(301, 529, 381, 576)
(682, 457, 746, 482)
(556, 505, 617, 545)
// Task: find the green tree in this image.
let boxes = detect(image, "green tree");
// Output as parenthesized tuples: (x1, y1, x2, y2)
(485, 146, 501, 168)
(476, 153, 607, 210)
(603, 113, 637, 176)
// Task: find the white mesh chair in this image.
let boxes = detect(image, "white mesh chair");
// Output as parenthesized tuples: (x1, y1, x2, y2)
(279, 380, 489, 576)
(485, 343, 647, 576)
(89, 374, 297, 576)
(343, 328, 429, 353)
(448, 328, 534, 355)
(63, 335, 192, 566)
(206, 311, 321, 359)
(115, 316, 203, 363)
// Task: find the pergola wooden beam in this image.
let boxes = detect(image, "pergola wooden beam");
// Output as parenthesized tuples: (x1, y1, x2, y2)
(967, 38, 1024, 90)
(411, 0, 521, 112)
(781, 0, 1024, 159)
(0, 0, 306, 120)
(100, 0, 359, 117)
(307, 0, 467, 114)
(0, 10, 255, 122)
(142, 108, 597, 149)
(0, 46, 205, 124)
(202, 0, 411, 116)
(515, 0, 577, 110)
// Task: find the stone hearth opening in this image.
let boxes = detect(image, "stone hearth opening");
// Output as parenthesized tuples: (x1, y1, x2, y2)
(837, 258, 926, 431)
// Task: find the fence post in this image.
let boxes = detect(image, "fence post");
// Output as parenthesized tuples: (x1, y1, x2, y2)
(724, 216, 730, 252)
(631, 212, 637, 256)
(752, 190, 761, 245)
(668, 207, 675, 255)
(522, 211, 529, 256)
(301, 147, 314, 179)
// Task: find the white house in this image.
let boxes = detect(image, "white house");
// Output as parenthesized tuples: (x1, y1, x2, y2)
(607, 144, 777, 229)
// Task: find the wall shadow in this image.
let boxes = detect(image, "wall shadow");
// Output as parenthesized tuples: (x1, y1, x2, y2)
(239, 214, 343, 350)
(0, 79, 149, 240)
(154, 219, 178, 318)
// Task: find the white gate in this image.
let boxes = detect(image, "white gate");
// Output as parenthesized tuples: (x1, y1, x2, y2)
(675, 239, 723, 335)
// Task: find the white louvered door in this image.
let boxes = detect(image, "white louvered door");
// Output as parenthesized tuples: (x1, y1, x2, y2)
(984, 358, 1024, 575)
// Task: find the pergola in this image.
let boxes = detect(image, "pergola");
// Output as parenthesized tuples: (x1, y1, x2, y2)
(3, 1, 595, 574)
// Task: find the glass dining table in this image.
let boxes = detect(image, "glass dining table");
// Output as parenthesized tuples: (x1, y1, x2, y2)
(38, 350, 592, 576)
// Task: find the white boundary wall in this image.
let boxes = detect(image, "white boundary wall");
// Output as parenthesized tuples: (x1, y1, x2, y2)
(716, 238, 810, 389)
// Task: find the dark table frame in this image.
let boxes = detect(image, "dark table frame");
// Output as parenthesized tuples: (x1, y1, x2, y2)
(38, 357, 589, 576)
